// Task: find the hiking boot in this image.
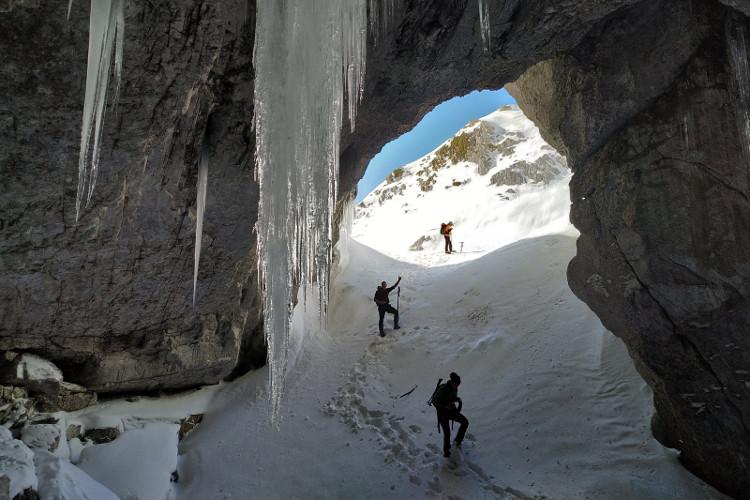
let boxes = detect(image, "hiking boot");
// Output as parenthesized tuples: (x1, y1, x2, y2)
(443, 450, 451, 458)
(453, 440, 462, 448)
(394, 324, 400, 330)
(379, 332, 385, 338)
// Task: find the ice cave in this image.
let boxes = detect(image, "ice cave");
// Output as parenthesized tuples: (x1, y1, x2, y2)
(0, 0, 749, 498)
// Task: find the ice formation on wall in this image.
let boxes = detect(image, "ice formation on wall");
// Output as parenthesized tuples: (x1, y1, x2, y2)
(333, 199, 355, 276)
(727, 15, 750, 174)
(368, 0, 397, 45)
(478, 0, 491, 52)
(193, 147, 209, 306)
(75, 0, 125, 222)
(254, 0, 368, 422)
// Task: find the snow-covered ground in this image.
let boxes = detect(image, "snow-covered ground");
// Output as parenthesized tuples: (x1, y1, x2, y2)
(173, 230, 724, 499)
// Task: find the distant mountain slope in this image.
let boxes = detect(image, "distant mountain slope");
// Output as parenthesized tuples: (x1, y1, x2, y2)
(353, 105, 574, 266)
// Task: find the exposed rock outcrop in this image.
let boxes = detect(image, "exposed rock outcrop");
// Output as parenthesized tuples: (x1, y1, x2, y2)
(0, 1, 263, 393)
(0, 386, 34, 429)
(509, 1, 750, 496)
(489, 154, 565, 186)
(0, 353, 96, 413)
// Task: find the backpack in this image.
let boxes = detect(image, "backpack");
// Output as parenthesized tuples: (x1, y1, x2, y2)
(427, 378, 443, 406)
(428, 378, 443, 433)
(440, 223, 446, 235)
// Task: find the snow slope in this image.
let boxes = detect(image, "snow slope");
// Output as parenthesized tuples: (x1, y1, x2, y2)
(175, 234, 724, 499)
(354, 105, 572, 267)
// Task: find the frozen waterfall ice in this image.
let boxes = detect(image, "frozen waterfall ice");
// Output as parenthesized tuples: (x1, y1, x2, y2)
(193, 147, 209, 306)
(254, 0, 369, 423)
(75, 0, 125, 222)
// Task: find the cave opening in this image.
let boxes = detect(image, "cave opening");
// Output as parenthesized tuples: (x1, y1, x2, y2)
(319, 84, 704, 499)
(350, 87, 572, 267)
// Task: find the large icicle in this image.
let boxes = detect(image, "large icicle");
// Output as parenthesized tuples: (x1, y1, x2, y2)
(193, 147, 209, 306)
(75, 0, 125, 222)
(254, 0, 368, 422)
(478, 0, 491, 52)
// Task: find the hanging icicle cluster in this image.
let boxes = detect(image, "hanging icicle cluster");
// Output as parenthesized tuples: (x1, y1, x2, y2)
(253, 0, 370, 423)
(75, 0, 125, 222)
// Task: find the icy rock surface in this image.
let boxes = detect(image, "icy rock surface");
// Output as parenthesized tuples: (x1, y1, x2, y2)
(21, 424, 62, 454)
(0, 426, 38, 499)
(253, 0, 369, 421)
(14, 354, 63, 382)
(726, 13, 750, 168)
(34, 450, 119, 500)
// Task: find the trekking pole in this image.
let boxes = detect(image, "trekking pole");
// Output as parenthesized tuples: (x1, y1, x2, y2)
(397, 286, 400, 311)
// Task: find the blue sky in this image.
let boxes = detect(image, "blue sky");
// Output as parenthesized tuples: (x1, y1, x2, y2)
(355, 88, 516, 201)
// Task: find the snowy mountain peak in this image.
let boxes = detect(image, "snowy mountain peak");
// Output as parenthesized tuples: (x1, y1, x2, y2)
(353, 106, 573, 266)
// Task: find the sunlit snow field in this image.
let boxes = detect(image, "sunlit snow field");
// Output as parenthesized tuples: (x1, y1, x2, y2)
(353, 107, 573, 267)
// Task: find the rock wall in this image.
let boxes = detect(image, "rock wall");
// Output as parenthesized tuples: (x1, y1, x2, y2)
(509, 0, 750, 496)
(0, 1, 263, 393)
(1, 0, 642, 394)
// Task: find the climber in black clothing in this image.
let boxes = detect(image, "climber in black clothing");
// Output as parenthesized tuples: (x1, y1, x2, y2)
(431, 372, 469, 457)
(374, 276, 401, 337)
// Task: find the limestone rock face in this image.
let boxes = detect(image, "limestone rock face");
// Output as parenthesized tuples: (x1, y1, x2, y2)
(0, 0, 643, 394)
(0, 386, 35, 429)
(0, 1, 263, 393)
(509, 1, 750, 496)
(489, 154, 564, 186)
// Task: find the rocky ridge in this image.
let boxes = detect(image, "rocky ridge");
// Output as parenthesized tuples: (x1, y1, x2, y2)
(354, 105, 569, 263)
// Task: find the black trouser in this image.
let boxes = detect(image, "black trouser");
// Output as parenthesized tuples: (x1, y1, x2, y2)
(377, 303, 399, 334)
(444, 236, 453, 253)
(437, 407, 469, 453)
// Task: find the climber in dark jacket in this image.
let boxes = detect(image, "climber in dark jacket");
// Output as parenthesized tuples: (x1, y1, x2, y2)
(374, 276, 401, 337)
(443, 221, 454, 254)
(431, 372, 469, 457)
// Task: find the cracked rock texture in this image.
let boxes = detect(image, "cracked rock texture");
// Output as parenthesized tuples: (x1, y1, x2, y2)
(0, 1, 264, 394)
(509, 1, 750, 496)
(1, 0, 749, 496)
